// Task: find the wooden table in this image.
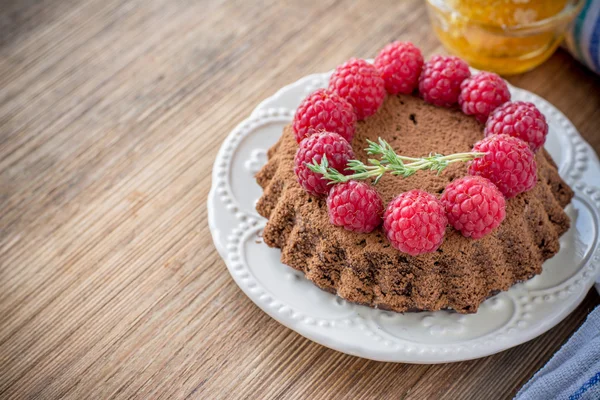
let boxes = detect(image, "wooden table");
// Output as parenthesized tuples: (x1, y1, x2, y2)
(1, 0, 599, 398)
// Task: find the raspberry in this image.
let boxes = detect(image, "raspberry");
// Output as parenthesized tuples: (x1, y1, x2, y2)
(383, 190, 447, 256)
(294, 131, 355, 196)
(484, 101, 548, 152)
(468, 134, 537, 198)
(292, 89, 357, 144)
(458, 72, 511, 123)
(418, 55, 471, 107)
(327, 181, 383, 233)
(441, 176, 506, 239)
(328, 58, 386, 120)
(374, 41, 423, 95)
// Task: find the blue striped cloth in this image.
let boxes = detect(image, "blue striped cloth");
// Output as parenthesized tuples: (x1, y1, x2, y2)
(565, 0, 600, 74)
(515, 306, 600, 400)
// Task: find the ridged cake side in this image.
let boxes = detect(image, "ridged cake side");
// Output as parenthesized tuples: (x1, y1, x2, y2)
(255, 95, 573, 313)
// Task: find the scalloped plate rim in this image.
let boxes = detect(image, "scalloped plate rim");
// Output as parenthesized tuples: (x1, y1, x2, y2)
(208, 69, 600, 363)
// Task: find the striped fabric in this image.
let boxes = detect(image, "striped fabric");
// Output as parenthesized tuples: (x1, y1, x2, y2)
(515, 306, 600, 400)
(565, 0, 600, 74)
(569, 372, 600, 400)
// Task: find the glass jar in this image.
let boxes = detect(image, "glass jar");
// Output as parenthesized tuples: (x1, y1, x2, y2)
(426, 0, 584, 75)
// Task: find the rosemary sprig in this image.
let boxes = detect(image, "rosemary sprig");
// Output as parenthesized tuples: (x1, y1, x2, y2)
(307, 138, 485, 184)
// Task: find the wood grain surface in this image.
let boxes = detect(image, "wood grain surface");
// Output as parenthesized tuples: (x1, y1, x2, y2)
(1, 0, 599, 399)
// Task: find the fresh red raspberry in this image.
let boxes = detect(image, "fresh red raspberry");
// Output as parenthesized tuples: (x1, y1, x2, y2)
(374, 41, 423, 95)
(484, 101, 548, 152)
(328, 58, 386, 120)
(292, 89, 357, 144)
(441, 176, 506, 239)
(327, 181, 383, 233)
(418, 55, 471, 107)
(383, 190, 447, 256)
(468, 134, 537, 198)
(458, 72, 511, 123)
(294, 131, 355, 196)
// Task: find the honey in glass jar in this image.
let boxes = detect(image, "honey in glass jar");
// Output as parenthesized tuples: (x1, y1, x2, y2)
(426, 0, 584, 75)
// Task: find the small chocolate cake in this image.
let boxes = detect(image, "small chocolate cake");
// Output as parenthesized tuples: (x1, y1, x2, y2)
(255, 94, 573, 313)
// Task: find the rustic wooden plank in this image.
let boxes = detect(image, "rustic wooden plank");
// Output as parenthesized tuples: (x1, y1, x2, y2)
(0, 0, 598, 399)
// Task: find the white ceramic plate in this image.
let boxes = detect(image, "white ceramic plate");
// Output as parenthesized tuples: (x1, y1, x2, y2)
(207, 69, 600, 363)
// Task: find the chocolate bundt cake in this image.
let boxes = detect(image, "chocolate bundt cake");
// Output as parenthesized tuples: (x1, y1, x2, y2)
(255, 94, 573, 313)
